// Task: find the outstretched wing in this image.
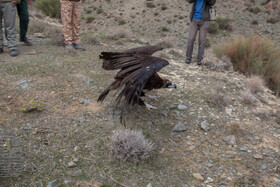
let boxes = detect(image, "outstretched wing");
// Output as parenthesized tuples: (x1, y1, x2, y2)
(113, 55, 169, 111)
(100, 45, 163, 70)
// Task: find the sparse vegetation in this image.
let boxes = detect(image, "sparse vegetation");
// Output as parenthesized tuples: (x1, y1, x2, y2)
(208, 22, 219, 34)
(267, 17, 279, 24)
(246, 76, 265, 94)
(110, 130, 154, 164)
(35, 0, 60, 18)
(248, 7, 261, 14)
(215, 34, 280, 94)
(146, 1, 156, 8)
(240, 90, 258, 104)
(86, 16, 95, 23)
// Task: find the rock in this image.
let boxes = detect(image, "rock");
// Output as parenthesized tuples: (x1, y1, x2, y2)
(28, 51, 38, 55)
(223, 135, 236, 145)
(205, 177, 214, 183)
(64, 180, 70, 184)
(47, 179, 58, 187)
(73, 158, 79, 162)
(253, 154, 263, 159)
(17, 80, 30, 89)
(219, 181, 227, 185)
(201, 120, 211, 132)
(177, 104, 188, 110)
(80, 99, 91, 105)
(240, 147, 248, 152)
(32, 128, 39, 135)
(261, 164, 267, 170)
(34, 33, 45, 38)
(225, 107, 232, 115)
(193, 173, 204, 181)
(172, 122, 187, 132)
(139, 38, 149, 44)
(147, 183, 152, 187)
(68, 161, 76, 167)
(74, 146, 79, 152)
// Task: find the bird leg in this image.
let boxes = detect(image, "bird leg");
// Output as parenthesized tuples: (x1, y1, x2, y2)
(141, 92, 158, 101)
(144, 102, 157, 110)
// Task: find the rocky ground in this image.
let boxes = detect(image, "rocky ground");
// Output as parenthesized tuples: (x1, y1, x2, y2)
(0, 0, 280, 186)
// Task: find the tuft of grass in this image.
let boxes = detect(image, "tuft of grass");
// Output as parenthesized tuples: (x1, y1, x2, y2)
(208, 22, 219, 34)
(161, 26, 169, 32)
(110, 129, 154, 164)
(251, 20, 258, 25)
(216, 17, 232, 31)
(35, 0, 60, 18)
(246, 76, 265, 94)
(86, 16, 95, 23)
(215, 34, 280, 94)
(240, 90, 258, 105)
(146, 2, 156, 8)
(267, 17, 279, 24)
(248, 7, 261, 14)
(207, 87, 228, 109)
(47, 28, 65, 46)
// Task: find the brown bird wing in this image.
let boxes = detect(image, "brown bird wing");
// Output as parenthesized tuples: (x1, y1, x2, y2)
(100, 45, 163, 70)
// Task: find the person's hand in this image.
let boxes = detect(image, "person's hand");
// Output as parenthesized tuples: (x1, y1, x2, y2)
(11, 1, 19, 4)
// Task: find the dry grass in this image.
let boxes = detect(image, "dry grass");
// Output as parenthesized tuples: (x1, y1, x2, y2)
(110, 129, 154, 164)
(46, 28, 65, 46)
(246, 76, 265, 94)
(207, 87, 228, 109)
(215, 34, 280, 94)
(240, 90, 258, 104)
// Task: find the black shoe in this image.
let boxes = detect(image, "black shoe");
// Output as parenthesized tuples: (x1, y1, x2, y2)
(20, 37, 32, 46)
(197, 61, 202, 65)
(0, 48, 3, 54)
(185, 58, 191, 64)
(10, 49, 18, 57)
(73, 44, 86, 51)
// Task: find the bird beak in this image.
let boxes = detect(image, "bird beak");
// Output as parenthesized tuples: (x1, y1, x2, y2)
(168, 83, 177, 89)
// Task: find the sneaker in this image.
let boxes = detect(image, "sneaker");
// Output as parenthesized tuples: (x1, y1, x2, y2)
(73, 43, 86, 51)
(10, 49, 18, 57)
(20, 37, 32, 46)
(65, 44, 74, 52)
(185, 58, 191, 64)
(0, 48, 3, 54)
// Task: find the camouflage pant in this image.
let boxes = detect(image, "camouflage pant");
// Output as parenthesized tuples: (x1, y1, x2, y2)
(60, 0, 81, 45)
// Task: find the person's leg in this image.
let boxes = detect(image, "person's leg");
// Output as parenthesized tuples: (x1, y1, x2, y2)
(17, 0, 31, 45)
(197, 21, 210, 65)
(72, 1, 85, 51)
(3, 2, 18, 56)
(60, 0, 74, 46)
(186, 18, 199, 64)
(0, 4, 4, 53)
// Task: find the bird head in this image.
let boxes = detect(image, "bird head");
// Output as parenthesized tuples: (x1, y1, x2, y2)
(163, 79, 177, 89)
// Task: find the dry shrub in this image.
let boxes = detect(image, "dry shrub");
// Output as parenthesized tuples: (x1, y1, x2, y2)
(246, 76, 265, 94)
(208, 87, 228, 109)
(82, 35, 100, 45)
(156, 37, 173, 48)
(110, 129, 154, 164)
(35, 0, 60, 18)
(215, 34, 280, 94)
(240, 90, 258, 104)
(28, 21, 49, 34)
(107, 30, 131, 41)
(46, 28, 65, 46)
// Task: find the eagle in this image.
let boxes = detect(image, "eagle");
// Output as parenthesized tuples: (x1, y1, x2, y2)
(97, 45, 177, 123)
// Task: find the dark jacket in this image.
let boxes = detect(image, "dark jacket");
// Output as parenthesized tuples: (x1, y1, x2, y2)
(188, 0, 216, 21)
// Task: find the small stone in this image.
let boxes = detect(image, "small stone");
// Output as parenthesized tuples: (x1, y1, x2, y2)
(205, 177, 214, 184)
(74, 146, 79, 152)
(17, 80, 29, 89)
(177, 104, 188, 110)
(34, 33, 45, 38)
(253, 154, 263, 159)
(73, 158, 79, 162)
(68, 161, 76, 167)
(28, 51, 37, 55)
(64, 180, 70, 184)
(201, 120, 211, 132)
(223, 135, 236, 145)
(172, 122, 187, 132)
(261, 164, 267, 170)
(193, 173, 204, 181)
(225, 107, 232, 115)
(47, 179, 58, 187)
(219, 181, 227, 185)
(147, 183, 152, 187)
(32, 128, 39, 135)
(240, 147, 248, 152)
(80, 99, 91, 105)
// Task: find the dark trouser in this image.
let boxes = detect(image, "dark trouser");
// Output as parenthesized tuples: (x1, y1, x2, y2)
(16, 0, 29, 39)
(186, 18, 210, 62)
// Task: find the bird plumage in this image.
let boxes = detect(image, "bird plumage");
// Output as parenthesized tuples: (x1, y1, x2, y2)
(98, 45, 176, 124)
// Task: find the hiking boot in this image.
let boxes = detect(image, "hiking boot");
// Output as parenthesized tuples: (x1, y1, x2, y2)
(0, 48, 3, 54)
(185, 57, 191, 64)
(65, 44, 74, 52)
(10, 49, 18, 57)
(73, 43, 86, 51)
(20, 37, 32, 46)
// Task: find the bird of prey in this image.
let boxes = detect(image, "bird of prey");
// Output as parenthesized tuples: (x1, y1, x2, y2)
(97, 45, 177, 123)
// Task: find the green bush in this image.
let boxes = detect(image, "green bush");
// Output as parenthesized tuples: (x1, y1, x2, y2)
(35, 0, 60, 18)
(208, 22, 219, 34)
(217, 17, 231, 30)
(215, 35, 280, 94)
